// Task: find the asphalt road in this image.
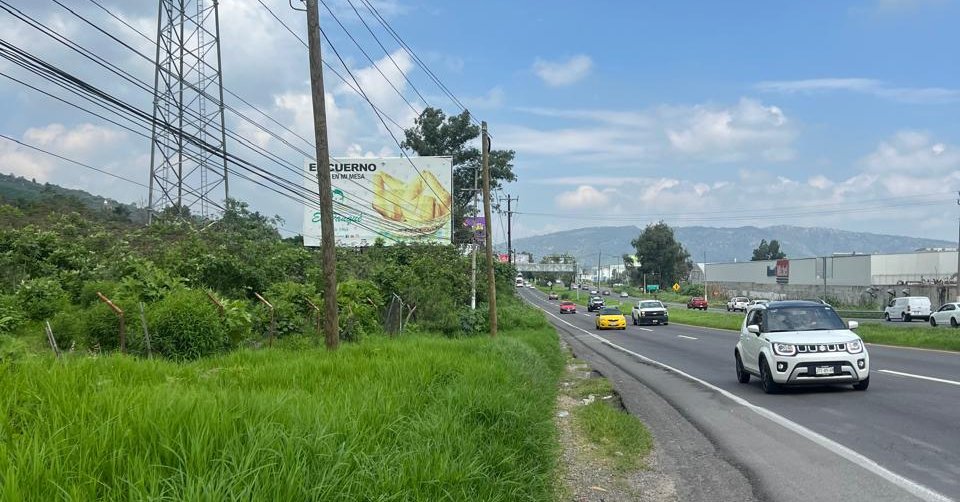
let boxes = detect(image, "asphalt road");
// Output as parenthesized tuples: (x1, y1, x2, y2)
(521, 288, 960, 502)
(568, 289, 934, 328)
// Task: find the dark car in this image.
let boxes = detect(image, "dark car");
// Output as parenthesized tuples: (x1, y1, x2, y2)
(559, 301, 577, 314)
(587, 296, 605, 312)
(687, 297, 708, 310)
(548, 292, 559, 300)
(602, 290, 611, 296)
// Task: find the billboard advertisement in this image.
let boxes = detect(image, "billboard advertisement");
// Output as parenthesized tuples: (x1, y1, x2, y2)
(463, 217, 485, 245)
(302, 157, 453, 247)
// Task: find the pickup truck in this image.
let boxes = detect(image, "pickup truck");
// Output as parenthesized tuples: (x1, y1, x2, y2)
(632, 300, 668, 325)
(727, 297, 750, 312)
(587, 296, 605, 312)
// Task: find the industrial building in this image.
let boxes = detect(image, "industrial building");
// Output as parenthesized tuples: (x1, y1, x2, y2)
(704, 249, 959, 307)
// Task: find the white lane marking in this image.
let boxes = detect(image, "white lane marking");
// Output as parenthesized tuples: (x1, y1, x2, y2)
(867, 343, 960, 356)
(878, 370, 960, 387)
(677, 335, 698, 340)
(523, 298, 951, 502)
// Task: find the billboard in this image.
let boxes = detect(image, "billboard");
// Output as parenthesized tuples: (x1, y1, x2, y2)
(302, 157, 453, 247)
(463, 217, 485, 245)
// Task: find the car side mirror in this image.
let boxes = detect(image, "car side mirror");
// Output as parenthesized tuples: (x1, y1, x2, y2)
(848, 321, 859, 330)
(747, 324, 761, 335)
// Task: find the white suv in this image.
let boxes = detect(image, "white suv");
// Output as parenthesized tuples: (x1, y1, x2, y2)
(727, 297, 749, 312)
(734, 301, 869, 394)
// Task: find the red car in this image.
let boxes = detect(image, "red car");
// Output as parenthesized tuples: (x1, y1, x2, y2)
(559, 301, 577, 314)
(687, 297, 708, 310)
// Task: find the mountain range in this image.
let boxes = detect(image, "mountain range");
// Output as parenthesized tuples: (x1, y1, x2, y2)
(506, 225, 955, 265)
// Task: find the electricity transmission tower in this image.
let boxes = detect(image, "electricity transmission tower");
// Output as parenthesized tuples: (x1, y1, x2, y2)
(148, 0, 229, 221)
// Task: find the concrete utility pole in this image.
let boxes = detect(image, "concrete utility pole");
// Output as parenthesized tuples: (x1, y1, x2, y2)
(956, 192, 960, 301)
(481, 122, 497, 337)
(470, 167, 480, 310)
(596, 251, 602, 287)
(305, 0, 338, 350)
(703, 251, 707, 301)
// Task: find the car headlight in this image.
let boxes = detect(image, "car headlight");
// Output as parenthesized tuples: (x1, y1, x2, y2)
(772, 343, 796, 356)
(846, 340, 863, 354)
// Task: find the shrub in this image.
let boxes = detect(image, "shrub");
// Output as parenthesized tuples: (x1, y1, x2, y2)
(457, 304, 489, 336)
(77, 279, 122, 306)
(48, 307, 85, 351)
(147, 289, 227, 360)
(0, 295, 25, 335)
(83, 301, 128, 352)
(14, 277, 69, 321)
(0, 334, 28, 362)
(221, 298, 253, 347)
(337, 279, 383, 342)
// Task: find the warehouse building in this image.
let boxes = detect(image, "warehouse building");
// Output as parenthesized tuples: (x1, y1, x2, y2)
(704, 249, 959, 307)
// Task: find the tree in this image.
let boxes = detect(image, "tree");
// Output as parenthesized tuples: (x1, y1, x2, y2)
(751, 239, 786, 261)
(630, 222, 690, 287)
(402, 107, 516, 244)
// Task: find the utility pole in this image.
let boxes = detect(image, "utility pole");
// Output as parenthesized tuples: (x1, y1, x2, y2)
(305, 0, 338, 350)
(702, 251, 707, 302)
(822, 256, 828, 302)
(499, 195, 518, 263)
(469, 168, 480, 310)
(596, 251, 602, 287)
(481, 122, 497, 337)
(956, 192, 959, 301)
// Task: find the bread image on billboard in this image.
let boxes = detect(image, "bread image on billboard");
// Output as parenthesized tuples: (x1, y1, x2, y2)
(372, 171, 451, 230)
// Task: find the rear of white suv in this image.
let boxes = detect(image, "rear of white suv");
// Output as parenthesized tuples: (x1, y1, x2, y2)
(734, 301, 869, 394)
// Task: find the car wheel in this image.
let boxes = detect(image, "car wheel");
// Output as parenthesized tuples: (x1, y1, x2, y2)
(735, 352, 750, 384)
(930, 317, 937, 327)
(951, 317, 959, 328)
(760, 359, 781, 394)
(853, 377, 870, 391)
(663, 322, 668, 326)
(884, 312, 890, 322)
(904, 313, 912, 323)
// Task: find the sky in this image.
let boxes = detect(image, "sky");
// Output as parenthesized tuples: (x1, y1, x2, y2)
(1, 0, 959, 243)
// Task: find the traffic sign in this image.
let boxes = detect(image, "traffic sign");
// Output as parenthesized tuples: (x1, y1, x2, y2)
(646, 285, 660, 292)
(672, 283, 681, 293)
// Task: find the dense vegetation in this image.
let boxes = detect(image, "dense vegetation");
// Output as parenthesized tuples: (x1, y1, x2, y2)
(0, 196, 514, 361)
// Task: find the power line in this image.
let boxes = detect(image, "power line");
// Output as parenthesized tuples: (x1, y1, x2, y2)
(8, 3, 424, 230)
(0, 133, 148, 188)
(255, 0, 406, 131)
(315, 21, 452, 212)
(344, 0, 430, 106)
(317, 0, 421, 116)
(358, 0, 474, 122)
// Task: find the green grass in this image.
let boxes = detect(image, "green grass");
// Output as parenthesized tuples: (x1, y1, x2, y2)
(573, 401, 653, 473)
(856, 324, 960, 352)
(669, 307, 960, 352)
(0, 325, 564, 501)
(570, 375, 614, 400)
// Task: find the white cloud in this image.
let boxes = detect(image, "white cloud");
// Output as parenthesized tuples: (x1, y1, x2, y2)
(23, 123, 125, 155)
(757, 78, 960, 104)
(506, 98, 795, 164)
(463, 86, 505, 109)
(555, 185, 616, 209)
(0, 142, 54, 182)
(532, 55, 593, 87)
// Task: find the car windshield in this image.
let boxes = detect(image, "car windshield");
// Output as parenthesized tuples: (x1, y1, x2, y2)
(765, 306, 846, 332)
(561, 301, 573, 306)
(639, 301, 662, 309)
(591, 297, 602, 302)
(600, 307, 621, 315)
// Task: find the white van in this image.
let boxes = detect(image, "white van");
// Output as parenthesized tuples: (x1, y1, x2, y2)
(884, 296, 932, 322)
(515, 277, 524, 287)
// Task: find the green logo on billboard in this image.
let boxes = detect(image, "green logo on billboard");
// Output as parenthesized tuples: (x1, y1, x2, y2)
(332, 188, 345, 203)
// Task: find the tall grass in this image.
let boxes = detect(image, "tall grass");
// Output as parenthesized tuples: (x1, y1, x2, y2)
(0, 325, 563, 501)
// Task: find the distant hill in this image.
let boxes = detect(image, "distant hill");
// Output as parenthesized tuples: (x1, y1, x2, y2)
(0, 172, 146, 223)
(506, 225, 955, 265)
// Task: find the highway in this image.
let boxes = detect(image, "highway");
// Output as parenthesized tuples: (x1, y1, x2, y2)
(520, 288, 960, 502)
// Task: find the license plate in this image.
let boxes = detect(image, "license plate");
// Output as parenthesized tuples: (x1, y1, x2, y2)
(652, 320, 659, 324)
(815, 366, 835, 376)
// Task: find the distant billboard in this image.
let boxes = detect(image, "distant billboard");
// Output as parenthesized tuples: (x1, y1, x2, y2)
(463, 217, 485, 245)
(302, 157, 453, 247)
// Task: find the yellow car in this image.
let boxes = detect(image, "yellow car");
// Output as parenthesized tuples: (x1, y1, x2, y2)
(595, 306, 627, 330)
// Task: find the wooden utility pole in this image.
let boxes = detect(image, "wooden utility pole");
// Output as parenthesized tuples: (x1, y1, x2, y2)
(305, 0, 339, 350)
(481, 121, 497, 337)
(500, 194, 518, 264)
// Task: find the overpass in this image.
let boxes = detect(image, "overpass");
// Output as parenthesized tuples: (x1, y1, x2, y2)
(515, 262, 577, 273)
